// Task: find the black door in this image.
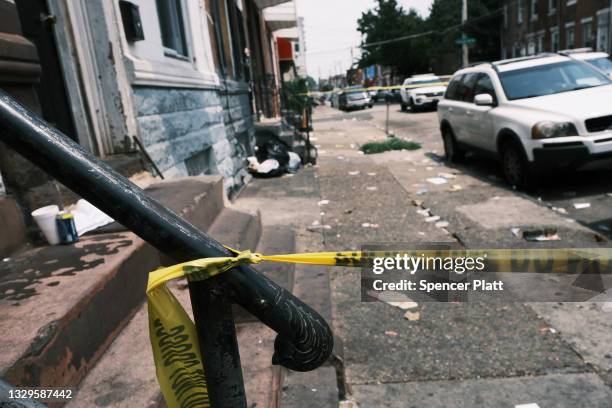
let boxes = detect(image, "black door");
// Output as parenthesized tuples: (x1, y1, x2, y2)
(15, 0, 77, 141)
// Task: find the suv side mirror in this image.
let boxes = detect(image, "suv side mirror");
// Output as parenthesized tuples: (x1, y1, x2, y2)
(474, 93, 494, 106)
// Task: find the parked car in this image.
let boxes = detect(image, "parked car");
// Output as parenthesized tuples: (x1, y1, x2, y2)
(560, 48, 612, 78)
(400, 74, 447, 112)
(330, 90, 341, 108)
(437, 54, 612, 189)
(338, 90, 373, 111)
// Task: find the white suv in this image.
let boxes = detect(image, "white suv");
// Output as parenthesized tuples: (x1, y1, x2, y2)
(400, 74, 447, 112)
(437, 54, 612, 189)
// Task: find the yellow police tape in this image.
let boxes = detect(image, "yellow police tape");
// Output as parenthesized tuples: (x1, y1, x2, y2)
(297, 82, 450, 97)
(147, 247, 611, 407)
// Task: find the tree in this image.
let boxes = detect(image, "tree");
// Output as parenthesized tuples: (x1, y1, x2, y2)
(357, 0, 429, 78)
(357, 0, 502, 76)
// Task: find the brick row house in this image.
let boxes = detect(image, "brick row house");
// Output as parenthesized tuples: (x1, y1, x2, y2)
(501, 0, 612, 58)
(0, 0, 302, 256)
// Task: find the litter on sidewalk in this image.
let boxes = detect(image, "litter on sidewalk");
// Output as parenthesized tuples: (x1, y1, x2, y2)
(425, 215, 441, 223)
(435, 221, 449, 228)
(318, 200, 330, 206)
(426, 177, 447, 185)
(404, 311, 420, 321)
(573, 202, 591, 209)
(523, 228, 560, 242)
(449, 184, 463, 192)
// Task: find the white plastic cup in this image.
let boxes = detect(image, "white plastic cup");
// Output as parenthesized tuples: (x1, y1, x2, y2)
(31, 205, 60, 245)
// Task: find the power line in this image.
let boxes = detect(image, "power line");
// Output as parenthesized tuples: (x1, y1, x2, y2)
(306, 3, 505, 56)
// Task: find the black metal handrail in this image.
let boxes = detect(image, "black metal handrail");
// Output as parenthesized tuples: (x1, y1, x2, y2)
(0, 90, 333, 407)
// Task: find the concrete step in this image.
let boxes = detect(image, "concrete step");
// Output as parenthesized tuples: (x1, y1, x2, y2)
(0, 232, 158, 391)
(239, 226, 296, 408)
(66, 206, 264, 407)
(0, 176, 226, 395)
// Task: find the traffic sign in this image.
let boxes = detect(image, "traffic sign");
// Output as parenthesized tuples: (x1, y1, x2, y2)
(455, 37, 476, 45)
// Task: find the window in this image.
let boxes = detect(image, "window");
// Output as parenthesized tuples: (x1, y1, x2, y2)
(518, 0, 524, 24)
(597, 10, 610, 52)
(582, 18, 594, 47)
(473, 74, 497, 104)
(445, 75, 463, 100)
(531, 0, 538, 21)
(537, 32, 545, 52)
(549, 0, 557, 15)
(156, 0, 188, 57)
(527, 35, 536, 55)
(498, 60, 610, 100)
(457, 73, 480, 103)
(551, 27, 560, 51)
(565, 22, 575, 49)
(503, 5, 508, 28)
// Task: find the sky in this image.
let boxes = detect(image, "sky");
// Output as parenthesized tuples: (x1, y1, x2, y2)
(295, 0, 434, 79)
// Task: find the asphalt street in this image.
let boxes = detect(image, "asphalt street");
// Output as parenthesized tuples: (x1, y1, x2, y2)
(310, 102, 612, 407)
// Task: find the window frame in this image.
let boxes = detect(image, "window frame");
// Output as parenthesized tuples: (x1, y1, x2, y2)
(565, 22, 576, 49)
(156, 0, 190, 59)
(473, 73, 498, 106)
(531, 0, 538, 21)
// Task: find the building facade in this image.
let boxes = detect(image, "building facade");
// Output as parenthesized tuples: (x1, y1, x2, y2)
(2, 0, 299, 198)
(0, 0, 300, 253)
(501, 0, 612, 58)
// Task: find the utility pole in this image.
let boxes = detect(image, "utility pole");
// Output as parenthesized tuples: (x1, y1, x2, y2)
(462, 0, 469, 67)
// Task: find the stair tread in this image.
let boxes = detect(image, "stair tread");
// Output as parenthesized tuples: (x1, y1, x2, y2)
(0, 176, 225, 392)
(0, 232, 156, 388)
(69, 207, 266, 406)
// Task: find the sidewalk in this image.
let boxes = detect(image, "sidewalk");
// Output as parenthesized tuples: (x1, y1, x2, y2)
(234, 104, 612, 407)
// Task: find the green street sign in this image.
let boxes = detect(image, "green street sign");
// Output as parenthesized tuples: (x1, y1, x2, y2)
(455, 37, 476, 45)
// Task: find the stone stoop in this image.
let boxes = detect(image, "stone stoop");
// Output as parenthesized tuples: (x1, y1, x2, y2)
(64, 199, 263, 407)
(0, 176, 226, 405)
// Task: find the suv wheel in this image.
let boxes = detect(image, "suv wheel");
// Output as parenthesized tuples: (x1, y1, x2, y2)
(409, 98, 418, 112)
(442, 127, 464, 163)
(400, 102, 407, 112)
(501, 140, 536, 190)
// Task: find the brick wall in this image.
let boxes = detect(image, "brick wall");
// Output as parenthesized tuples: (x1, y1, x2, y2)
(501, 0, 611, 57)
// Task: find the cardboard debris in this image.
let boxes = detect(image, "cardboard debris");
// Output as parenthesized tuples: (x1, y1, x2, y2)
(573, 202, 591, 209)
(427, 177, 447, 185)
(404, 311, 420, 321)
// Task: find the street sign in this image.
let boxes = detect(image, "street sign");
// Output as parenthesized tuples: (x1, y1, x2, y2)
(455, 37, 476, 45)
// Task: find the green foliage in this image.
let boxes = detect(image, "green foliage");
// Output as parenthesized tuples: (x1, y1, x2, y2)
(357, 0, 502, 76)
(360, 138, 421, 154)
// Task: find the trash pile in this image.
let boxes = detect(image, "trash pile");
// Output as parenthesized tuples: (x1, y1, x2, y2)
(247, 138, 301, 178)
